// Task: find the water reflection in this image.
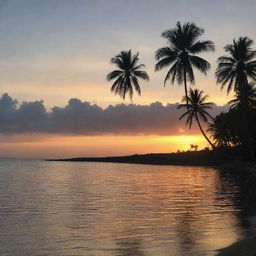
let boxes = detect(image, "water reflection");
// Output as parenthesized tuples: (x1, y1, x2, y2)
(218, 169, 256, 232)
(115, 236, 146, 256)
(0, 159, 251, 256)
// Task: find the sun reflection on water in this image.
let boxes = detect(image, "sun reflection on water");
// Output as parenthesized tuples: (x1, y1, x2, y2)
(0, 160, 245, 256)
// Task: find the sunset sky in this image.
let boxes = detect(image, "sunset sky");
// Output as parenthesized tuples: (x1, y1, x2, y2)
(0, 0, 255, 158)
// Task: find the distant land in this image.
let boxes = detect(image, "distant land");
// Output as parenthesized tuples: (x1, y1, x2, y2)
(50, 148, 249, 166)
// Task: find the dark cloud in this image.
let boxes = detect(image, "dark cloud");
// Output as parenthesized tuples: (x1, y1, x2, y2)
(0, 93, 228, 136)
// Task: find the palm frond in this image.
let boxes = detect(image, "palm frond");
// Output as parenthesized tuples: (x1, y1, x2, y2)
(155, 47, 177, 60)
(133, 70, 149, 81)
(190, 55, 211, 74)
(106, 70, 123, 81)
(131, 76, 141, 96)
(189, 40, 215, 54)
(155, 55, 177, 71)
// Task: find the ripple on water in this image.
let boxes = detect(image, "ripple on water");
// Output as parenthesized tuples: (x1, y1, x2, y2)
(0, 159, 248, 256)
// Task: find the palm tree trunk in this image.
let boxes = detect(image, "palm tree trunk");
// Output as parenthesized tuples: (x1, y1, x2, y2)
(196, 114, 215, 149)
(184, 66, 188, 107)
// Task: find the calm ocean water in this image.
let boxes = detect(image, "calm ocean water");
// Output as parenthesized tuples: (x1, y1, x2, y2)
(0, 159, 249, 256)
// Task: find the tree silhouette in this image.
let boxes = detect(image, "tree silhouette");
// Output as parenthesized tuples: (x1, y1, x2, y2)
(106, 50, 149, 100)
(207, 112, 241, 147)
(190, 144, 199, 151)
(228, 82, 256, 110)
(155, 22, 214, 106)
(178, 88, 215, 148)
(216, 37, 256, 159)
(216, 37, 256, 94)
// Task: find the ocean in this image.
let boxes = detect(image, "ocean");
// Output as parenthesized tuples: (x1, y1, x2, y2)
(0, 158, 249, 256)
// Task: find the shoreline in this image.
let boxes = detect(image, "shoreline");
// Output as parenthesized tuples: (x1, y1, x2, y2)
(48, 149, 254, 167)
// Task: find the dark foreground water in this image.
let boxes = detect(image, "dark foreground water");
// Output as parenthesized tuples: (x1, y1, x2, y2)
(0, 159, 251, 256)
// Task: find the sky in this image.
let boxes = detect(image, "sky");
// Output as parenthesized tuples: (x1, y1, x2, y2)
(0, 0, 255, 158)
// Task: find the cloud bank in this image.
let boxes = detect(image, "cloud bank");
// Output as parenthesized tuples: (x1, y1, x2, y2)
(0, 93, 228, 136)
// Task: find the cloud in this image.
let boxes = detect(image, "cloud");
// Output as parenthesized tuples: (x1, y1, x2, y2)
(0, 93, 228, 136)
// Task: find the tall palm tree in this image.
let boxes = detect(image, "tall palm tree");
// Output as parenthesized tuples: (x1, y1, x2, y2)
(155, 22, 215, 106)
(106, 50, 149, 100)
(228, 82, 256, 109)
(178, 88, 215, 148)
(216, 37, 256, 94)
(216, 37, 256, 159)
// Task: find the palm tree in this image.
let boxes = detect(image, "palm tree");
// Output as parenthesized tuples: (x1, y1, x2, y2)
(216, 37, 256, 159)
(155, 22, 215, 106)
(216, 37, 256, 94)
(106, 50, 149, 100)
(178, 88, 215, 148)
(228, 82, 256, 109)
(207, 116, 226, 147)
(208, 111, 242, 148)
(207, 113, 230, 147)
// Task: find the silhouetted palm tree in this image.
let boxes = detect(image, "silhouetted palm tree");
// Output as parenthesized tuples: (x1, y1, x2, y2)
(178, 88, 215, 148)
(216, 37, 256, 159)
(207, 115, 227, 147)
(106, 50, 149, 100)
(207, 113, 231, 147)
(155, 22, 215, 105)
(207, 112, 241, 147)
(216, 37, 256, 94)
(228, 82, 256, 109)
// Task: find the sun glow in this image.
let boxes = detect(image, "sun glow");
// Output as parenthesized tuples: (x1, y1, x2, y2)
(152, 135, 207, 151)
(0, 134, 207, 158)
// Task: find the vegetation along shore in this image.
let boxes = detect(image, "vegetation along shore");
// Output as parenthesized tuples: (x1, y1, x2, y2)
(50, 147, 255, 166)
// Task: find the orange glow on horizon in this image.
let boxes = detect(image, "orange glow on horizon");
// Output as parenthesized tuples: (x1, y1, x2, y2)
(0, 134, 208, 158)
